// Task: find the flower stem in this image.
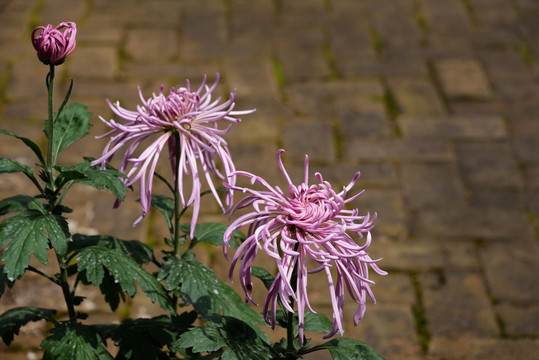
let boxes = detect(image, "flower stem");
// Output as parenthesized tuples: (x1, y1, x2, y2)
(173, 131, 182, 256)
(56, 254, 77, 324)
(46, 64, 56, 190)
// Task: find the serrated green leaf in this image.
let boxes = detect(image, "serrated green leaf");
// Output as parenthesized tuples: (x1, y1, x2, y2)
(77, 246, 174, 313)
(0, 211, 70, 279)
(0, 158, 35, 176)
(46, 102, 92, 164)
(151, 194, 174, 234)
(160, 258, 268, 343)
(105, 314, 196, 360)
(317, 337, 387, 360)
(177, 316, 274, 360)
(0, 129, 45, 165)
(70, 234, 153, 265)
(41, 322, 113, 360)
(178, 325, 225, 353)
(56, 158, 127, 200)
(0, 307, 56, 345)
(0, 195, 46, 216)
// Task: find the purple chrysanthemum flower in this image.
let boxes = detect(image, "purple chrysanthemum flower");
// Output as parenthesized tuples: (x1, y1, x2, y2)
(92, 74, 254, 237)
(224, 149, 386, 342)
(31, 22, 77, 66)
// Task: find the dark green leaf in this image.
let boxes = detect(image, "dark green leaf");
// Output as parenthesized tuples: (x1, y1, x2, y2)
(0, 129, 45, 165)
(181, 222, 244, 248)
(316, 337, 387, 360)
(177, 316, 274, 360)
(251, 266, 275, 291)
(0, 195, 46, 216)
(70, 234, 153, 265)
(151, 194, 174, 234)
(303, 311, 333, 334)
(77, 246, 174, 313)
(0, 211, 70, 279)
(0, 265, 15, 298)
(56, 158, 127, 200)
(47, 102, 92, 163)
(41, 322, 113, 360)
(0, 158, 35, 177)
(0, 307, 56, 345)
(159, 258, 268, 343)
(105, 314, 196, 360)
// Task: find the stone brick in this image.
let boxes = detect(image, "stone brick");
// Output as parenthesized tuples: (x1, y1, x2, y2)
(429, 338, 539, 360)
(338, 100, 393, 138)
(421, 270, 499, 338)
(401, 162, 467, 210)
(316, 162, 398, 189)
(352, 305, 423, 360)
(456, 142, 523, 189)
(511, 118, 539, 163)
(496, 303, 539, 336)
(379, 238, 480, 270)
(481, 241, 539, 303)
(398, 115, 506, 139)
(282, 118, 336, 163)
(388, 77, 446, 116)
(435, 58, 492, 100)
(468, 188, 525, 211)
(424, 0, 472, 38)
(125, 28, 179, 61)
(69, 45, 118, 79)
(413, 207, 534, 240)
(275, 12, 329, 81)
(347, 138, 454, 162)
(352, 188, 408, 238)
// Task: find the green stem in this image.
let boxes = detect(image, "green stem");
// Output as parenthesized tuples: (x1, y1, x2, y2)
(46, 64, 56, 190)
(286, 244, 300, 358)
(286, 300, 296, 354)
(27, 265, 60, 285)
(56, 254, 77, 324)
(173, 131, 182, 256)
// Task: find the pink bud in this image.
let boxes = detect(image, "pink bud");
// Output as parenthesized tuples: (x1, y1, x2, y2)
(31, 22, 77, 65)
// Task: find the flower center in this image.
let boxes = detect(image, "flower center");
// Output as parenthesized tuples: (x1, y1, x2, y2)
(146, 88, 200, 128)
(288, 185, 335, 227)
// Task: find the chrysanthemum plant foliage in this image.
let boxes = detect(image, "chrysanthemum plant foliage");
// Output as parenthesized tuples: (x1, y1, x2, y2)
(0, 21, 386, 359)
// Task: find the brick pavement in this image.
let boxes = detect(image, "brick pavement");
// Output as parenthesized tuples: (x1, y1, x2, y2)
(1, 0, 539, 359)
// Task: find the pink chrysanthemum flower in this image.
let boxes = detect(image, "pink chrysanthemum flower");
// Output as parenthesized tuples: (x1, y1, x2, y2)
(31, 22, 77, 65)
(224, 149, 386, 342)
(92, 74, 254, 237)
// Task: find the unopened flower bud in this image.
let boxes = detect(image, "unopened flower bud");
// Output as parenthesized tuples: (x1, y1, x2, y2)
(31, 22, 77, 66)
